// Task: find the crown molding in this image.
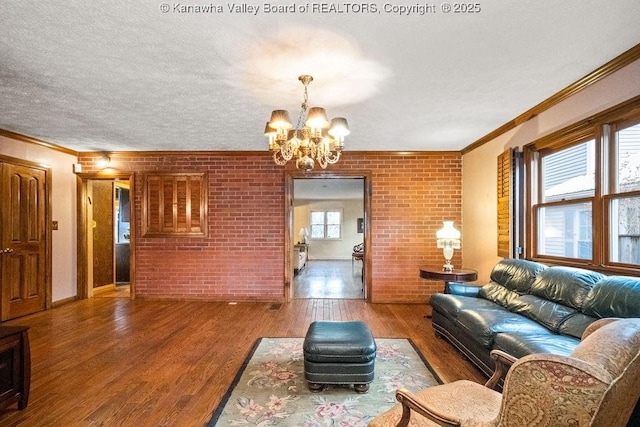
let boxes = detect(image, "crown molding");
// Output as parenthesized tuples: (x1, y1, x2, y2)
(0, 129, 78, 156)
(462, 42, 640, 155)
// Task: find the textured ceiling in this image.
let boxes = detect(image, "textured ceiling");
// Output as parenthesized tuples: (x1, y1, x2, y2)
(1, 1, 639, 153)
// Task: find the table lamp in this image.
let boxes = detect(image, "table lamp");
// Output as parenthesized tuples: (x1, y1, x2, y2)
(436, 221, 461, 272)
(299, 227, 309, 244)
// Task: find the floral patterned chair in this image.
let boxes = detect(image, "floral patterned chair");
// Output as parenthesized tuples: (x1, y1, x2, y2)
(368, 318, 640, 427)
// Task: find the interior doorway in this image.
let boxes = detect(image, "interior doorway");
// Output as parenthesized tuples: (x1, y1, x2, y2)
(78, 174, 134, 299)
(285, 172, 371, 302)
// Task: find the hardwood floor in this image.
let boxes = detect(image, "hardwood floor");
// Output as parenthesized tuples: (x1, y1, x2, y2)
(0, 297, 485, 426)
(293, 260, 364, 299)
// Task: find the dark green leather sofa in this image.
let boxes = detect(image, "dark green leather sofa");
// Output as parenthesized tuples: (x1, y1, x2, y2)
(430, 258, 640, 377)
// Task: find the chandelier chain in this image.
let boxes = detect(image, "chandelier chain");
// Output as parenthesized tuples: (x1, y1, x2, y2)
(295, 82, 310, 131)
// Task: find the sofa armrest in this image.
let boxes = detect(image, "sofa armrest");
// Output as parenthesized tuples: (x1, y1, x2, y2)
(445, 282, 481, 297)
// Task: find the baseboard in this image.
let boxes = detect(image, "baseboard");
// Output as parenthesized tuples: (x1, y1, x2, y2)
(52, 295, 78, 308)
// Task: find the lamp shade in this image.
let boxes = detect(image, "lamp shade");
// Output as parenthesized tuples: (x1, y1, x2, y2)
(263, 122, 277, 136)
(328, 117, 350, 138)
(269, 110, 293, 130)
(436, 221, 461, 249)
(305, 107, 330, 129)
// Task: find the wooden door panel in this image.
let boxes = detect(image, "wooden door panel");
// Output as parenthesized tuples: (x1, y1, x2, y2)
(1, 163, 47, 321)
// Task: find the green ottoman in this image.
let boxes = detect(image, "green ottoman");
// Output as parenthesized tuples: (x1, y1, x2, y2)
(303, 320, 377, 393)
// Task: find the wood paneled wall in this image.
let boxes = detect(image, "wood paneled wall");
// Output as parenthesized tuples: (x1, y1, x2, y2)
(78, 151, 462, 303)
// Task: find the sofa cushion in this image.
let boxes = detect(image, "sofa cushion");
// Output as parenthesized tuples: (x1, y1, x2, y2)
(557, 313, 598, 338)
(582, 276, 640, 318)
(511, 294, 577, 332)
(493, 332, 579, 359)
(489, 259, 547, 294)
(430, 294, 502, 321)
(455, 308, 550, 348)
(478, 282, 521, 310)
(530, 266, 603, 310)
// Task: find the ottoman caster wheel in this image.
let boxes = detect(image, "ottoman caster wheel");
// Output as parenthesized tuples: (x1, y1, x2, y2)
(308, 382, 323, 393)
(354, 384, 369, 394)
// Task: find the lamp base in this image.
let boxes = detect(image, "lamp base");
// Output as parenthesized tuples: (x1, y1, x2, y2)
(442, 261, 454, 272)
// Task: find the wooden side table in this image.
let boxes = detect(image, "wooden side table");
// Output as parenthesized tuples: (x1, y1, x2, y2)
(419, 267, 477, 318)
(419, 267, 478, 292)
(0, 326, 30, 410)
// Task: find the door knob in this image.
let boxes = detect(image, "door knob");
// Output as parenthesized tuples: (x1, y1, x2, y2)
(1, 248, 13, 254)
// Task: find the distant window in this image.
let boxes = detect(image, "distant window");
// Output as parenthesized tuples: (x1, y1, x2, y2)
(310, 210, 342, 240)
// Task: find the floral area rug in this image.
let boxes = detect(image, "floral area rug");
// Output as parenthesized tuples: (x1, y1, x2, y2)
(208, 337, 442, 426)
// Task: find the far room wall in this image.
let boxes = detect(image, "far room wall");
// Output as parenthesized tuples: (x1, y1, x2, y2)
(462, 58, 640, 282)
(294, 198, 364, 260)
(78, 151, 462, 303)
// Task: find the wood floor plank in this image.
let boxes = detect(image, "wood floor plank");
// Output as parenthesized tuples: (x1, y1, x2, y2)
(0, 297, 486, 426)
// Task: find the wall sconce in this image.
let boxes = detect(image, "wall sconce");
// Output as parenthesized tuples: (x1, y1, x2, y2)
(436, 221, 461, 272)
(97, 155, 111, 169)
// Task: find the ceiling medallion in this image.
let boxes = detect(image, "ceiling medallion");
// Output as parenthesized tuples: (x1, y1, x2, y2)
(264, 75, 350, 171)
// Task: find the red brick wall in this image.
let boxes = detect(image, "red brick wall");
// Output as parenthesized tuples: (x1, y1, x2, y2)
(78, 151, 462, 303)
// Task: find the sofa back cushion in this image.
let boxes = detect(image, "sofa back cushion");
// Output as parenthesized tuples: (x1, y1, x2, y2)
(582, 276, 640, 318)
(479, 259, 546, 309)
(489, 259, 547, 293)
(503, 267, 604, 335)
(530, 267, 604, 310)
(511, 294, 577, 332)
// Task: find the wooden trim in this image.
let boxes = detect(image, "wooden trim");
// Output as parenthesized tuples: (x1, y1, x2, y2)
(78, 150, 463, 158)
(462, 43, 640, 155)
(497, 148, 513, 258)
(77, 174, 136, 301)
(51, 296, 78, 308)
(0, 129, 78, 156)
(76, 175, 88, 300)
(285, 170, 373, 302)
(525, 95, 640, 152)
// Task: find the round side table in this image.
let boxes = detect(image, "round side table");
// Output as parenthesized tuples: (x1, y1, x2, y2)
(419, 267, 478, 318)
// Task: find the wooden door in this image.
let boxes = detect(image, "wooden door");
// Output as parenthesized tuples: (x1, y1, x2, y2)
(0, 162, 47, 321)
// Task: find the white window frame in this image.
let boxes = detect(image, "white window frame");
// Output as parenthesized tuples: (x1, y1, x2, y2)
(310, 209, 343, 240)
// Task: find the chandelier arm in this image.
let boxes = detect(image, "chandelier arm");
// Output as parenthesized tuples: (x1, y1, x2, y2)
(281, 139, 296, 161)
(273, 150, 287, 166)
(326, 151, 341, 164)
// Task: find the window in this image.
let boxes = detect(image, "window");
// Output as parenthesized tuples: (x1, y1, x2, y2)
(142, 172, 208, 237)
(536, 139, 595, 260)
(525, 102, 640, 271)
(310, 210, 342, 239)
(608, 122, 640, 265)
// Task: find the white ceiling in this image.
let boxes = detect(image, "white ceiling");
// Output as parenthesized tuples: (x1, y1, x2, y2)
(1, 1, 639, 153)
(294, 178, 363, 199)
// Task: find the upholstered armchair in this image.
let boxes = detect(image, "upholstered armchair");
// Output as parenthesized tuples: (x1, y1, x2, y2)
(368, 318, 640, 427)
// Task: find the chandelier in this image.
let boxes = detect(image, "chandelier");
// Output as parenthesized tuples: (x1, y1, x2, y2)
(265, 75, 350, 171)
